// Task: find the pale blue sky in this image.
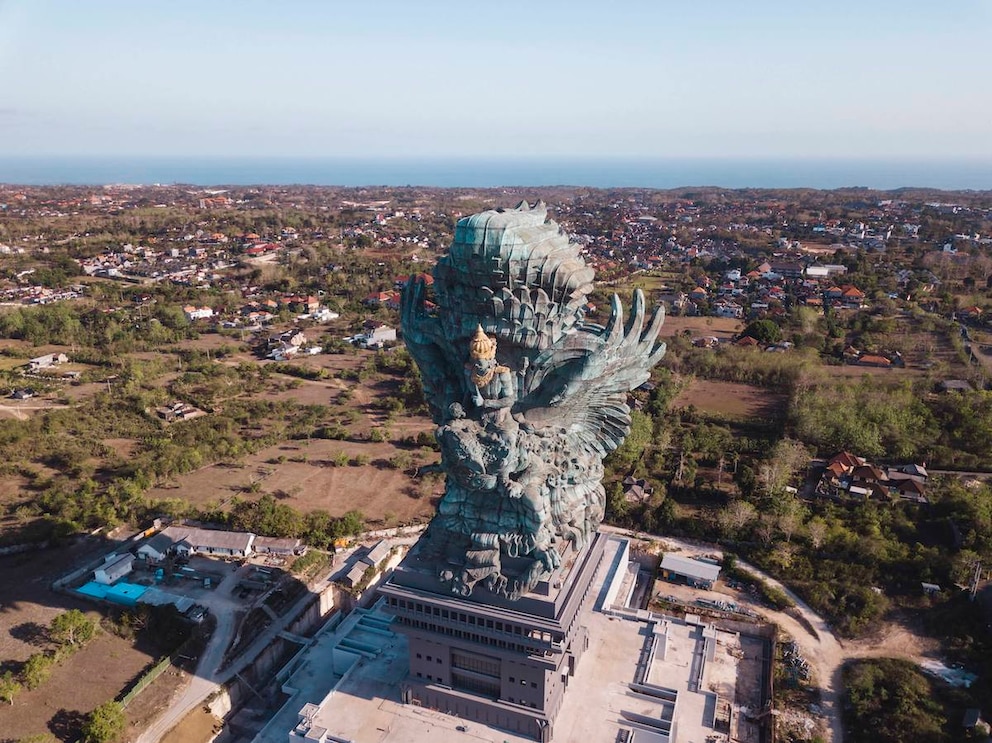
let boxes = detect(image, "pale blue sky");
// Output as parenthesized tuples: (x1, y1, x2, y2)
(1, 0, 990, 159)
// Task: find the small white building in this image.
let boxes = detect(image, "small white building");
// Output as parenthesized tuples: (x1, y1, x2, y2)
(160, 525, 255, 558)
(137, 532, 176, 562)
(254, 536, 305, 555)
(659, 554, 721, 589)
(267, 343, 300, 361)
(311, 308, 340, 322)
(183, 306, 214, 322)
(28, 353, 68, 372)
(344, 561, 370, 588)
(713, 301, 744, 319)
(359, 323, 397, 349)
(94, 554, 134, 585)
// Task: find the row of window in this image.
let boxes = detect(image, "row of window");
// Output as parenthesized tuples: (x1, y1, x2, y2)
(400, 617, 542, 656)
(386, 596, 557, 644)
(415, 652, 443, 665)
(451, 650, 500, 678)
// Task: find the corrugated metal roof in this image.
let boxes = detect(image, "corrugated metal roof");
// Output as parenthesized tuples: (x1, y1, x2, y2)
(660, 554, 721, 583)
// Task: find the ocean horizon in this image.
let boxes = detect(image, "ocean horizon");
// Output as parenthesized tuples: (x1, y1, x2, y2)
(1, 156, 991, 191)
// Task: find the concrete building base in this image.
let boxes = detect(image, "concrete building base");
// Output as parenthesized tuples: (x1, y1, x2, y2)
(379, 531, 608, 741)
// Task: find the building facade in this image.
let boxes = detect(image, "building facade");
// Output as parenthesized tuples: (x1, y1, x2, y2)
(379, 533, 607, 741)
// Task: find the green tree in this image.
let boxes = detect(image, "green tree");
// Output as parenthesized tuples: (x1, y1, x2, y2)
(0, 670, 20, 704)
(741, 319, 782, 345)
(606, 410, 653, 474)
(843, 659, 949, 743)
(50, 609, 96, 648)
(81, 701, 126, 743)
(758, 438, 809, 495)
(717, 500, 756, 538)
(335, 509, 365, 537)
(21, 653, 53, 690)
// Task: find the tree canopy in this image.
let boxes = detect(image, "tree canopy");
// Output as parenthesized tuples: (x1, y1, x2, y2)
(81, 701, 126, 743)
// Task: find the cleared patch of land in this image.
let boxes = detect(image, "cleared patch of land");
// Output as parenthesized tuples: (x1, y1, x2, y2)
(0, 540, 108, 667)
(0, 630, 157, 742)
(144, 437, 438, 526)
(659, 316, 743, 340)
(0, 537, 158, 742)
(672, 379, 786, 420)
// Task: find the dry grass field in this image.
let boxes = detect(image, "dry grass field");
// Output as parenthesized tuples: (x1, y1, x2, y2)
(671, 379, 787, 421)
(0, 331, 443, 544)
(658, 316, 743, 340)
(143, 436, 439, 527)
(129, 341, 441, 526)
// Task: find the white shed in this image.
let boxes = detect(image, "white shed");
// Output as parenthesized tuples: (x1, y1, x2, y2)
(94, 554, 134, 585)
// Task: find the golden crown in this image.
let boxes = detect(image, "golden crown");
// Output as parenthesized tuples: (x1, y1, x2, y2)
(469, 325, 497, 360)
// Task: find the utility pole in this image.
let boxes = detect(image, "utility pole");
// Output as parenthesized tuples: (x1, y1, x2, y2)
(970, 560, 982, 602)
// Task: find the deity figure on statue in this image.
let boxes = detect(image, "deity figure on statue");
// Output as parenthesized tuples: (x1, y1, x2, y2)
(464, 325, 515, 425)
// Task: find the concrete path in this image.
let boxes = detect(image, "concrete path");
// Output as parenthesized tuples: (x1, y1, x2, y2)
(135, 563, 321, 743)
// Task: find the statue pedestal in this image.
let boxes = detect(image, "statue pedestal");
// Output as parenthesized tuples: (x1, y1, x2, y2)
(379, 531, 608, 742)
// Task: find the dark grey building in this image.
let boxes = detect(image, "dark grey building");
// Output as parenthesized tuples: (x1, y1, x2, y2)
(379, 533, 608, 741)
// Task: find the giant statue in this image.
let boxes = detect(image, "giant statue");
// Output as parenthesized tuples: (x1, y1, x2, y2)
(401, 201, 666, 600)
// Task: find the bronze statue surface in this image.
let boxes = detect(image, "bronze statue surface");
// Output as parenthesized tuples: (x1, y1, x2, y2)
(402, 201, 666, 599)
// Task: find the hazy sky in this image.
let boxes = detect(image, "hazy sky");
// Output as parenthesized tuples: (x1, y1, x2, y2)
(1, 0, 990, 159)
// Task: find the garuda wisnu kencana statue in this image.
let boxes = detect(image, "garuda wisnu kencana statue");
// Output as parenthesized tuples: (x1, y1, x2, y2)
(402, 201, 665, 600)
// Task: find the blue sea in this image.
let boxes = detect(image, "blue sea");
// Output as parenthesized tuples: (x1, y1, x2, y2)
(0, 156, 990, 190)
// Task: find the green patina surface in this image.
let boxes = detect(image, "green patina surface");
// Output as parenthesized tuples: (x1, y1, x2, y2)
(402, 201, 666, 599)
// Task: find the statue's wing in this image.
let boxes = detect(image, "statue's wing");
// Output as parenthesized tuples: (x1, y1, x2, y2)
(519, 289, 665, 455)
(401, 276, 463, 422)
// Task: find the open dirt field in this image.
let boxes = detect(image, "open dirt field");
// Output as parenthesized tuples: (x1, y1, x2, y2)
(658, 315, 743, 340)
(0, 473, 34, 511)
(671, 379, 787, 420)
(0, 630, 157, 742)
(143, 436, 439, 526)
(124, 664, 192, 743)
(0, 537, 159, 742)
(0, 541, 107, 668)
(160, 706, 221, 743)
(140, 347, 439, 525)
